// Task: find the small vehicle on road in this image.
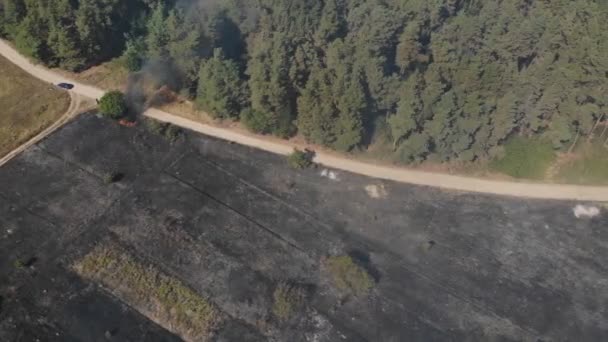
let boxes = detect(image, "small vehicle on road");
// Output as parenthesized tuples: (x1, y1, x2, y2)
(56, 82, 74, 90)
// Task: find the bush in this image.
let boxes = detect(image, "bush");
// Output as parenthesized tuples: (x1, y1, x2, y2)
(287, 149, 313, 169)
(99, 91, 127, 119)
(103, 171, 124, 184)
(13, 259, 24, 269)
(272, 282, 304, 321)
(164, 124, 182, 142)
(144, 118, 182, 142)
(325, 255, 374, 295)
(144, 118, 165, 134)
(490, 137, 555, 179)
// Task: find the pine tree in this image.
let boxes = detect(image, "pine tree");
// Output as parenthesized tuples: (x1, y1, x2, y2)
(164, 8, 202, 88)
(196, 49, 248, 119)
(297, 66, 337, 145)
(247, 31, 296, 137)
(1, 0, 26, 37)
(146, 3, 169, 59)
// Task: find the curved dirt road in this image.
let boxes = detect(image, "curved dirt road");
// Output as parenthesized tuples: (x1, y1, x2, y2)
(1, 39, 607, 201)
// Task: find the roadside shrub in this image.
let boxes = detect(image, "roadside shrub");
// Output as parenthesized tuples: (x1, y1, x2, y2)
(272, 282, 304, 321)
(164, 124, 182, 142)
(144, 118, 182, 142)
(287, 149, 313, 169)
(325, 255, 374, 295)
(145, 118, 166, 135)
(99, 91, 127, 119)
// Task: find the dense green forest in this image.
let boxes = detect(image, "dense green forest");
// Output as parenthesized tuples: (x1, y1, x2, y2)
(1, 0, 607, 163)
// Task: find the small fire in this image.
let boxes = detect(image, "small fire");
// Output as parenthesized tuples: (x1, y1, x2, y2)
(118, 119, 137, 127)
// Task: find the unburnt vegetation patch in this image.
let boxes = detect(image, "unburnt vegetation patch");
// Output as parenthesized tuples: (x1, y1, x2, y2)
(144, 118, 183, 142)
(325, 255, 374, 296)
(74, 244, 221, 341)
(287, 148, 314, 169)
(272, 282, 306, 322)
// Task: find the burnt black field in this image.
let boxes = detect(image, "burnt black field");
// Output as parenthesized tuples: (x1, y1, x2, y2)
(1, 113, 607, 342)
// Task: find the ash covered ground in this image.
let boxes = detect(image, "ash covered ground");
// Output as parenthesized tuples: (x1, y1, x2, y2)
(1, 113, 606, 342)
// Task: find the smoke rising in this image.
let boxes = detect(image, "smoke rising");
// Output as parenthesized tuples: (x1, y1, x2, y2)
(125, 59, 181, 118)
(125, 0, 260, 118)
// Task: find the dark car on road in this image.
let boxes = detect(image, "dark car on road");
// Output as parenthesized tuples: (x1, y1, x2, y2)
(56, 82, 74, 90)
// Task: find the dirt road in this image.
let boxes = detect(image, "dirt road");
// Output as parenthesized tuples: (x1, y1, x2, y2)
(1, 39, 607, 201)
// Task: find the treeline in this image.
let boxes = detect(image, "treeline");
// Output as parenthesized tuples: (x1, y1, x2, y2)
(0, 0, 153, 70)
(2, 0, 607, 163)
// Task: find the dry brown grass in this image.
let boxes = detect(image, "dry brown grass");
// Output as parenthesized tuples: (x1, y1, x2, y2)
(54, 57, 129, 90)
(0, 55, 70, 157)
(158, 99, 216, 125)
(556, 143, 608, 185)
(74, 244, 221, 341)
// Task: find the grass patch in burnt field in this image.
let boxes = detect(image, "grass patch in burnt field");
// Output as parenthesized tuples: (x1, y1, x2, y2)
(272, 282, 305, 322)
(325, 255, 374, 296)
(74, 244, 221, 341)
